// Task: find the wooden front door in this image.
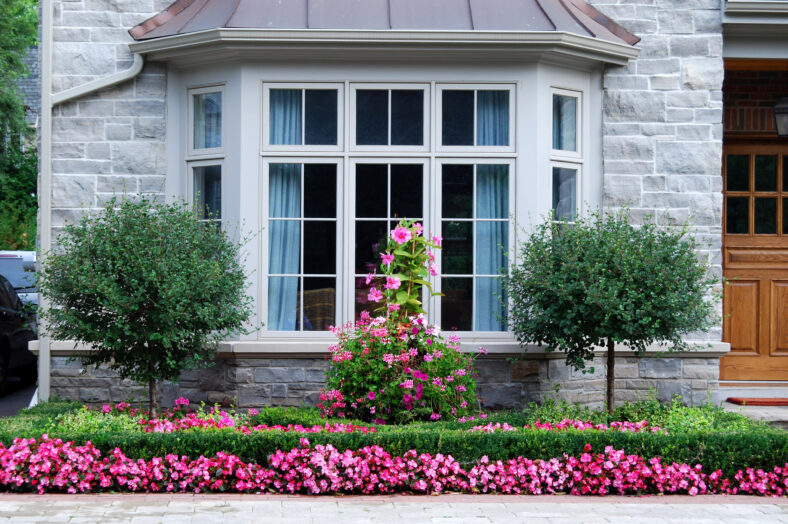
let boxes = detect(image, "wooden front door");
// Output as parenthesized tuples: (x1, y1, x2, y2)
(721, 145, 788, 380)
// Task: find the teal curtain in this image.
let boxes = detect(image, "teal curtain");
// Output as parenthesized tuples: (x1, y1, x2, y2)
(270, 89, 302, 145)
(477, 91, 509, 146)
(268, 164, 301, 331)
(475, 165, 508, 331)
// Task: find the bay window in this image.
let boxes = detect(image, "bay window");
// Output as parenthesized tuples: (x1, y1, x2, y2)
(187, 85, 224, 224)
(550, 88, 582, 222)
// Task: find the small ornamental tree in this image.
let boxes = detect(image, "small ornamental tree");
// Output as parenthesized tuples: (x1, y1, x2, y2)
(504, 212, 716, 414)
(38, 197, 253, 416)
(320, 220, 481, 424)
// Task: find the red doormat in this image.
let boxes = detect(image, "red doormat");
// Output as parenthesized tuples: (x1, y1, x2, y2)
(727, 397, 788, 406)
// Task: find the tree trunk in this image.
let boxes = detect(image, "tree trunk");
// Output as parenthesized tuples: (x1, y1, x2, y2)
(606, 337, 615, 416)
(149, 376, 159, 418)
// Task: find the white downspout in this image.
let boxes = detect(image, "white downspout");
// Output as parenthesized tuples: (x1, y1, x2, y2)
(39, 0, 145, 402)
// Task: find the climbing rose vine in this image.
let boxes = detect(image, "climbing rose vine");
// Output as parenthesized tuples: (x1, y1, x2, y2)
(1, 436, 787, 496)
(320, 220, 480, 423)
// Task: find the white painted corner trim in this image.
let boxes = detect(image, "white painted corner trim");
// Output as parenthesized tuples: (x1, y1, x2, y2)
(726, 0, 788, 14)
(51, 53, 145, 107)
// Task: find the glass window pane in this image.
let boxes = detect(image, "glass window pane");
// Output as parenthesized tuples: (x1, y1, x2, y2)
(552, 94, 577, 151)
(355, 276, 385, 320)
(356, 164, 388, 218)
(302, 278, 336, 331)
(442, 221, 473, 275)
(477, 90, 509, 146)
(305, 90, 338, 145)
(269, 164, 301, 218)
(391, 90, 424, 145)
(784, 198, 788, 235)
(442, 164, 474, 218)
(268, 221, 300, 274)
(270, 89, 302, 145)
(356, 90, 388, 145)
(193, 165, 221, 220)
(784, 157, 788, 191)
(476, 277, 505, 331)
(304, 164, 336, 218)
(755, 155, 777, 191)
(355, 220, 388, 274)
(477, 222, 508, 275)
(442, 90, 474, 146)
(304, 221, 336, 274)
(726, 155, 749, 192)
(755, 197, 777, 234)
(268, 277, 299, 331)
(390, 164, 423, 219)
(552, 167, 577, 221)
(726, 196, 749, 234)
(477, 165, 509, 219)
(441, 278, 472, 331)
(193, 92, 222, 149)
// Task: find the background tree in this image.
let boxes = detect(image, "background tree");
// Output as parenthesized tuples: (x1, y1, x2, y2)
(504, 212, 717, 414)
(0, 0, 39, 250)
(38, 197, 254, 416)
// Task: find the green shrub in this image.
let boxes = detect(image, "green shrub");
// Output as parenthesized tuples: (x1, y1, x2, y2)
(37, 196, 254, 416)
(504, 211, 717, 413)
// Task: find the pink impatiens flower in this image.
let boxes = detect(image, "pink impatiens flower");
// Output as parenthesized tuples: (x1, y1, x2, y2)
(368, 287, 383, 303)
(432, 235, 443, 247)
(391, 226, 412, 244)
(384, 276, 401, 290)
(380, 252, 395, 265)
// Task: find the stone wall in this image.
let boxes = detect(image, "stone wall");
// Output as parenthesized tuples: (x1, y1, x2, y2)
(50, 352, 721, 410)
(588, 0, 725, 342)
(50, 0, 170, 240)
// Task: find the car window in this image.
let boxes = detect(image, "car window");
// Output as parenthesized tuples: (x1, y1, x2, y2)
(0, 277, 15, 310)
(0, 258, 34, 290)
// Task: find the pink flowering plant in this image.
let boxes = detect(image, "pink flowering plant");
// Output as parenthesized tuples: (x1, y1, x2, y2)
(320, 220, 480, 423)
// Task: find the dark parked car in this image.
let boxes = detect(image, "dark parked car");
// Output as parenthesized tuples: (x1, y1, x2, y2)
(0, 274, 36, 394)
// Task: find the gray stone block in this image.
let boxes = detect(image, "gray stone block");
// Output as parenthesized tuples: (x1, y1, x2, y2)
(478, 385, 522, 409)
(681, 58, 724, 90)
(52, 175, 96, 207)
(639, 358, 682, 379)
(603, 91, 666, 123)
(604, 175, 641, 207)
(238, 385, 271, 407)
(254, 367, 305, 383)
(683, 364, 718, 380)
(106, 123, 132, 141)
(656, 141, 721, 175)
(53, 118, 104, 141)
(111, 142, 166, 175)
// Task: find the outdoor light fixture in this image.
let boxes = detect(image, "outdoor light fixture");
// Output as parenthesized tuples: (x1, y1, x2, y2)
(775, 97, 788, 137)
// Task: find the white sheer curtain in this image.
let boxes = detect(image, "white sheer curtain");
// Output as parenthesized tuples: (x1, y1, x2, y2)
(475, 165, 508, 331)
(270, 90, 302, 145)
(268, 164, 301, 331)
(552, 95, 577, 151)
(477, 91, 509, 146)
(194, 93, 222, 149)
(553, 167, 577, 221)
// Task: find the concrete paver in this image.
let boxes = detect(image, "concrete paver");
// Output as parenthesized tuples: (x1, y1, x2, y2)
(0, 494, 786, 523)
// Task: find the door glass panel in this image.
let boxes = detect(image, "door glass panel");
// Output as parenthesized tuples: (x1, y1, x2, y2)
(726, 196, 749, 234)
(784, 198, 788, 236)
(754, 155, 777, 192)
(754, 197, 777, 234)
(784, 156, 788, 191)
(726, 155, 749, 192)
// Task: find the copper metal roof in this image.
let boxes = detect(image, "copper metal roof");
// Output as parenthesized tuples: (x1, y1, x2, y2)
(129, 0, 639, 46)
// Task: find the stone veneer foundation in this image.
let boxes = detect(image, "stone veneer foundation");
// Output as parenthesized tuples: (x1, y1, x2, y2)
(49, 350, 724, 410)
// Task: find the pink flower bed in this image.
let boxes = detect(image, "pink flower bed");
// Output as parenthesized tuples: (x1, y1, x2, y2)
(469, 419, 664, 434)
(139, 416, 375, 436)
(1, 436, 786, 496)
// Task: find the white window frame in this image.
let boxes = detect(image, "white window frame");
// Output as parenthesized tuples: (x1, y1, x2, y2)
(349, 83, 430, 152)
(550, 87, 582, 161)
(432, 158, 516, 335)
(436, 83, 516, 154)
(187, 159, 224, 225)
(187, 84, 225, 158)
(260, 157, 345, 335)
(346, 157, 431, 322)
(262, 83, 345, 153)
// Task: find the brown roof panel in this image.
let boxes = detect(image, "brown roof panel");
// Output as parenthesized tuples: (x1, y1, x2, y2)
(130, 0, 640, 47)
(308, 0, 390, 29)
(469, 0, 554, 31)
(390, 0, 472, 30)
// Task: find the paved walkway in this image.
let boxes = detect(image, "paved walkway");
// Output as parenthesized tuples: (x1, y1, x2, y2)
(0, 494, 786, 523)
(0, 385, 36, 418)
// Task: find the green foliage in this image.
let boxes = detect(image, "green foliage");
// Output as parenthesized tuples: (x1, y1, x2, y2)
(0, 0, 37, 144)
(0, 401, 785, 479)
(37, 197, 254, 408)
(504, 211, 717, 410)
(0, 144, 36, 249)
